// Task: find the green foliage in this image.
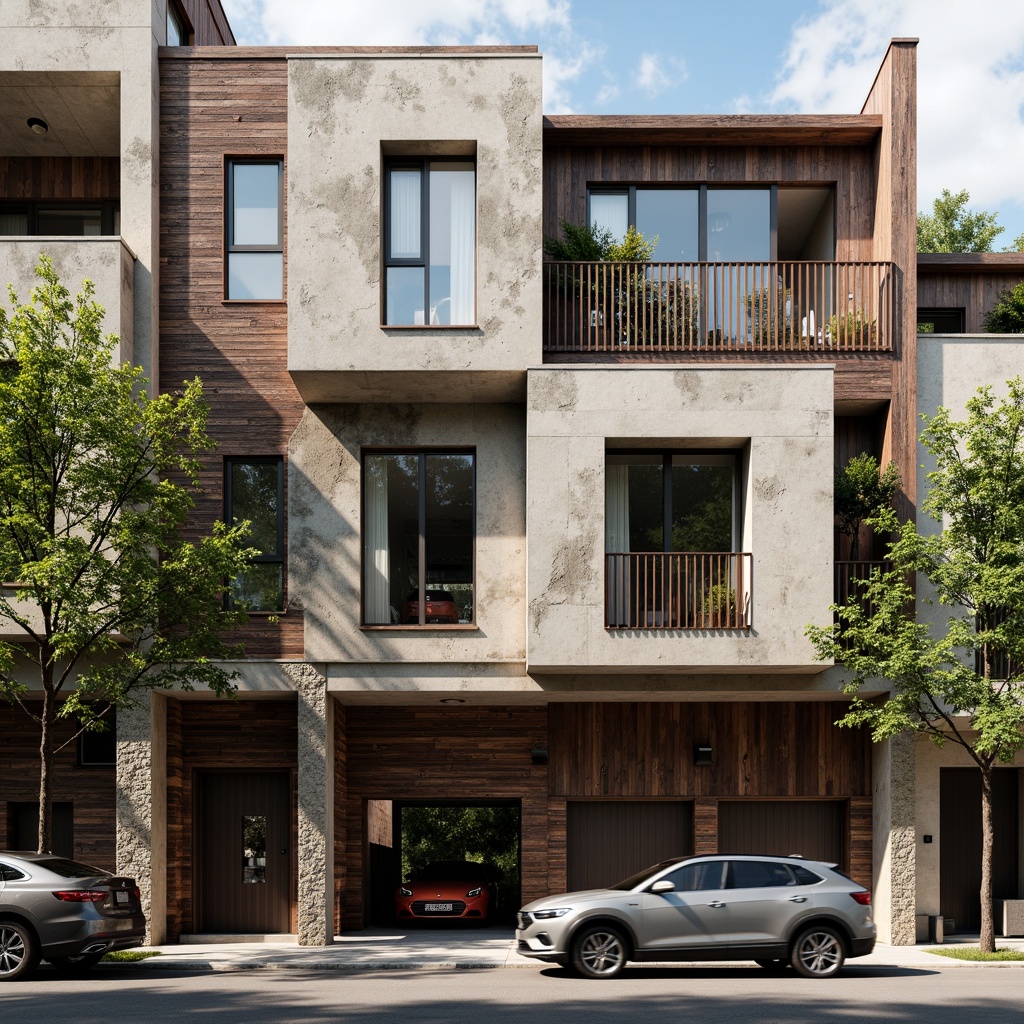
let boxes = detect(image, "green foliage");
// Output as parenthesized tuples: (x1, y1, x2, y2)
(982, 281, 1024, 334)
(543, 220, 656, 263)
(917, 189, 1004, 253)
(702, 583, 737, 622)
(606, 225, 657, 263)
(745, 284, 794, 345)
(0, 256, 255, 847)
(826, 310, 877, 347)
(1003, 232, 1024, 253)
(103, 950, 162, 962)
(927, 947, 1024, 961)
(834, 454, 900, 560)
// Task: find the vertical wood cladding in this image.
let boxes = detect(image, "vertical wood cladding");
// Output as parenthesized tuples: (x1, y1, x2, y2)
(0, 703, 116, 869)
(0, 157, 120, 200)
(159, 54, 304, 658)
(918, 271, 1024, 332)
(179, 0, 236, 45)
(333, 701, 347, 937)
(165, 698, 298, 939)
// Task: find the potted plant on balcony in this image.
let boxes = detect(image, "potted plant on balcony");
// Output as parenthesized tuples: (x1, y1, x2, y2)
(825, 309, 878, 348)
(745, 282, 795, 348)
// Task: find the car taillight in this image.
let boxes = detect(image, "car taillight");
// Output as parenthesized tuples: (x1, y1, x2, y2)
(850, 890, 871, 905)
(132, 886, 141, 900)
(53, 890, 108, 902)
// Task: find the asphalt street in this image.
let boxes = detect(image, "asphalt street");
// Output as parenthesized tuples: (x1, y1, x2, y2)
(2, 964, 1023, 1024)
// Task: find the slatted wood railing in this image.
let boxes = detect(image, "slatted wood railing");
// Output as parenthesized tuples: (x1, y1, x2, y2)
(544, 260, 895, 353)
(834, 560, 892, 618)
(605, 552, 752, 630)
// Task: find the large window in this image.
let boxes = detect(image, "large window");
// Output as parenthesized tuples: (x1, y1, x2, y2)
(384, 160, 476, 326)
(363, 452, 475, 625)
(0, 202, 120, 236)
(226, 160, 283, 300)
(225, 458, 284, 611)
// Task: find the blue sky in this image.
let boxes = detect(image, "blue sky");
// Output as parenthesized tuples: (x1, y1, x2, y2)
(221, 0, 1024, 248)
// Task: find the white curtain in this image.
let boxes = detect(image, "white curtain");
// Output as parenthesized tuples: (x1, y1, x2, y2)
(390, 169, 420, 259)
(605, 465, 631, 626)
(364, 457, 391, 624)
(448, 171, 475, 325)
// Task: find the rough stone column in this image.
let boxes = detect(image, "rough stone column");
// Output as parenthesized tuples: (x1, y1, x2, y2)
(288, 663, 334, 946)
(873, 731, 917, 944)
(116, 689, 166, 945)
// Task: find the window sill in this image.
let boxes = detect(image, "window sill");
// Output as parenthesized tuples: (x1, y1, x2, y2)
(222, 299, 287, 305)
(380, 324, 481, 331)
(360, 624, 478, 632)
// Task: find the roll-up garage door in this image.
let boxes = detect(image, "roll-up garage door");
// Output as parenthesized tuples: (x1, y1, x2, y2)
(567, 801, 693, 892)
(718, 801, 844, 866)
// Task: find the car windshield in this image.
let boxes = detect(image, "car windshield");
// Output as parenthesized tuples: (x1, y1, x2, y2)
(35, 858, 110, 879)
(609, 859, 682, 891)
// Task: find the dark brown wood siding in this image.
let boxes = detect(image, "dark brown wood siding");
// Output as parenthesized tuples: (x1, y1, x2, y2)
(0, 703, 116, 868)
(179, 0, 236, 45)
(165, 698, 298, 939)
(159, 54, 305, 658)
(0, 157, 120, 200)
(718, 800, 845, 866)
(918, 271, 1024, 333)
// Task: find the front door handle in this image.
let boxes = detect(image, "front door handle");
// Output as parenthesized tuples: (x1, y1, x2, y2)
(708, 900, 726, 908)
(789, 895, 807, 903)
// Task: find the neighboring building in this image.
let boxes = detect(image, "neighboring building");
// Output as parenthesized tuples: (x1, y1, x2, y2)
(0, 5, 1021, 947)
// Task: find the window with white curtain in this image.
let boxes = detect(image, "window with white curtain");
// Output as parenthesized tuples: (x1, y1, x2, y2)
(363, 451, 475, 625)
(384, 160, 476, 326)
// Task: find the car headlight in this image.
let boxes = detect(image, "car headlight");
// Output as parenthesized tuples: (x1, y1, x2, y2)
(466, 886, 483, 898)
(400, 887, 413, 897)
(531, 908, 571, 919)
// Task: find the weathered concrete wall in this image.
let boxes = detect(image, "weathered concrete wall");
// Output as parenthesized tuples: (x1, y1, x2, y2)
(286, 53, 543, 402)
(288, 403, 527, 666)
(0, 239, 135, 364)
(872, 732, 916, 944)
(525, 365, 834, 673)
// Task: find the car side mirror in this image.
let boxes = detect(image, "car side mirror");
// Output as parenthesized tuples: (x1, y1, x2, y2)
(649, 880, 675, 894)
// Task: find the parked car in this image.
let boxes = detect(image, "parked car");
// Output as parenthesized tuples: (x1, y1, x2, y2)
(395, 860, 498, 924)
(401, 589, 460, 625)
(0, 851, 146, 980)
(516, 854, 874, 979)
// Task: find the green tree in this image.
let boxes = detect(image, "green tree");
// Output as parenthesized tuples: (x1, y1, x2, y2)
(809, 381, 1024, 952)
(917, 189, 1004, 253)
(0, 256, 254, 853)
(982, 281, 1024, 334)
(834, 454, 900, 559)
(1004, 232, 1024, 253)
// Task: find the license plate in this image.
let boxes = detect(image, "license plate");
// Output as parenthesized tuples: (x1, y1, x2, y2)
(115, 891, 129, 904)
(424, 903, 453, 912)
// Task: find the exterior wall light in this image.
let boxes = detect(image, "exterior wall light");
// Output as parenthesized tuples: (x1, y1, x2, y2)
(439, 697, 465, 705)
(694, 744, 713, 767)
(530, 747, 549, 766)
(27, 117, 49, 135)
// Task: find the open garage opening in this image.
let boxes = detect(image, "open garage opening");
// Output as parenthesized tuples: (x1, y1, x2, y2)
(366, 799, 521, 927)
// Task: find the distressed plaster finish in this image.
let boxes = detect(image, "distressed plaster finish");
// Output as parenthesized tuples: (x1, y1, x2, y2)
(286, 54, 543, 403)
(526, 366, 834, 673)
(116, 688, 167, 945)
(0, 239, 135, 363)
(288, 403, 527, 666)
(1, 0, 164, 389)
(872, 732, 917, 944)
(287, 662, 334, 946)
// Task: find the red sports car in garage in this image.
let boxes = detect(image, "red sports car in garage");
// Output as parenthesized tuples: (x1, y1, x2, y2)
(395, 861, 497, 923)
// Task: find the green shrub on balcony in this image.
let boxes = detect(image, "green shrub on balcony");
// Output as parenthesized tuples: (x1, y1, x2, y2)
(826, 309, 878, 346)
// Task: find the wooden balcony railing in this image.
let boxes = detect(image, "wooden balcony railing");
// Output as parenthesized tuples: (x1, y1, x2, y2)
(834, 560, 892, 618)
(544, 260, 896, 354)
(606, 552, 752, 630)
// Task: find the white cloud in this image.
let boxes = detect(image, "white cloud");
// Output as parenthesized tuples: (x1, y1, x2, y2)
(636, 52, 687, 97)
(542, 42, 605, 113)
(768, 0, 1024, 220)
(595, 82, 621, 106)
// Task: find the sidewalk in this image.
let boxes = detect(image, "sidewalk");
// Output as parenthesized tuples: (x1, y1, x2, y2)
(112, 929, 1024, 972)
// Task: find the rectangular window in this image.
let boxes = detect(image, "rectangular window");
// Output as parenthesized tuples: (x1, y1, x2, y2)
(384, 160, 476, 325)
(0, 202, 119, 237)
(225, 458, 284, 611)
(226, 160, 283, 300)
(166, 1, 192, 45)
(78, 710, 116, 767)
(363, 451, 475, 625)
(242, 816, 267, 884)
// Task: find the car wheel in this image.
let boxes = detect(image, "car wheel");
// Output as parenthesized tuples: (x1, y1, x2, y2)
(571, 924, 628, 979)
(0, 922, 40, 982)
(755, 958, 789, 971)
(48, 951, 107, 974)
(790, 925, 845, 978)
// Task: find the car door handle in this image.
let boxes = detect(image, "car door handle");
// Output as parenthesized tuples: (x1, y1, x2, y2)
(708, 901, 726, 908)
(788, 896, 807, 903)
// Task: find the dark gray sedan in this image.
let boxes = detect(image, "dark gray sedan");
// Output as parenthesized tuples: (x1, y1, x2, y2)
(0, 851, 146, 980)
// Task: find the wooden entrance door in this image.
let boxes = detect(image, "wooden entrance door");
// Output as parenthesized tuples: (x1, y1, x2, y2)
(198, 771, 291, 934)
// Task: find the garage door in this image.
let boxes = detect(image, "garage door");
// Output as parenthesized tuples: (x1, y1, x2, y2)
(567, 801, 693, 892)
(718, 801, 844, 866)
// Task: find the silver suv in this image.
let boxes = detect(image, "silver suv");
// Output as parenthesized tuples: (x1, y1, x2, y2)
(517, 855, 875, 979)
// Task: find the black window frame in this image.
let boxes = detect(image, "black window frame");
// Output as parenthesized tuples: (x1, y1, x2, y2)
(225, 158, 285, 301)
(0, 200, 120, 237)
(382, 157, 477, 326)
(917, 307, 965, 334)
(224, 456, 285, 612)
(360, 448, 477, 627)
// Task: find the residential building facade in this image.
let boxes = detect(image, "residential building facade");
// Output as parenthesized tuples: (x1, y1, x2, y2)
(1, 3, 1021, 947)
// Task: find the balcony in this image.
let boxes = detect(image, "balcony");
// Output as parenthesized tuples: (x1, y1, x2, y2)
(606, 552, 752, 630)
(543, 260, 895, 355)
(834, 560, 892, 617)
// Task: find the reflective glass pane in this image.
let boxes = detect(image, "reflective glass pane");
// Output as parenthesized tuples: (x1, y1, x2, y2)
(429, 162, 475, 325)
(386, 266, 426, 325)
(670, 460, 734, 552)
(390, 168, 421, 259)
(424, 454, 474, 622)
(364, 454, 420, 624)
(636, 189, 699, 262)
(705, 189, 770, 261)
(36, 208, 102, 236)
(229, 563, 283, 612)
(228, 251, 282, 300)
(242, 816, 266, 884)
(230, 461, 280, 555)
(0, 212, 29, 235)
(232, 163, 280, 246)
(166, 5, 184, 45)
(621, 457, 663, 552)
(590, 192, 629, 242)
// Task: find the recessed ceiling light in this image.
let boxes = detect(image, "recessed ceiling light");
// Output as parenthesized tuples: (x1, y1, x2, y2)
(440, 698, 465, 705)
(27, 117, 48, 135)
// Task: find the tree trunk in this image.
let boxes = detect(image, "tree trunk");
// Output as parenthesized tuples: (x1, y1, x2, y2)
(37, 681, 54, 854)
(979, 765, 996, 953)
